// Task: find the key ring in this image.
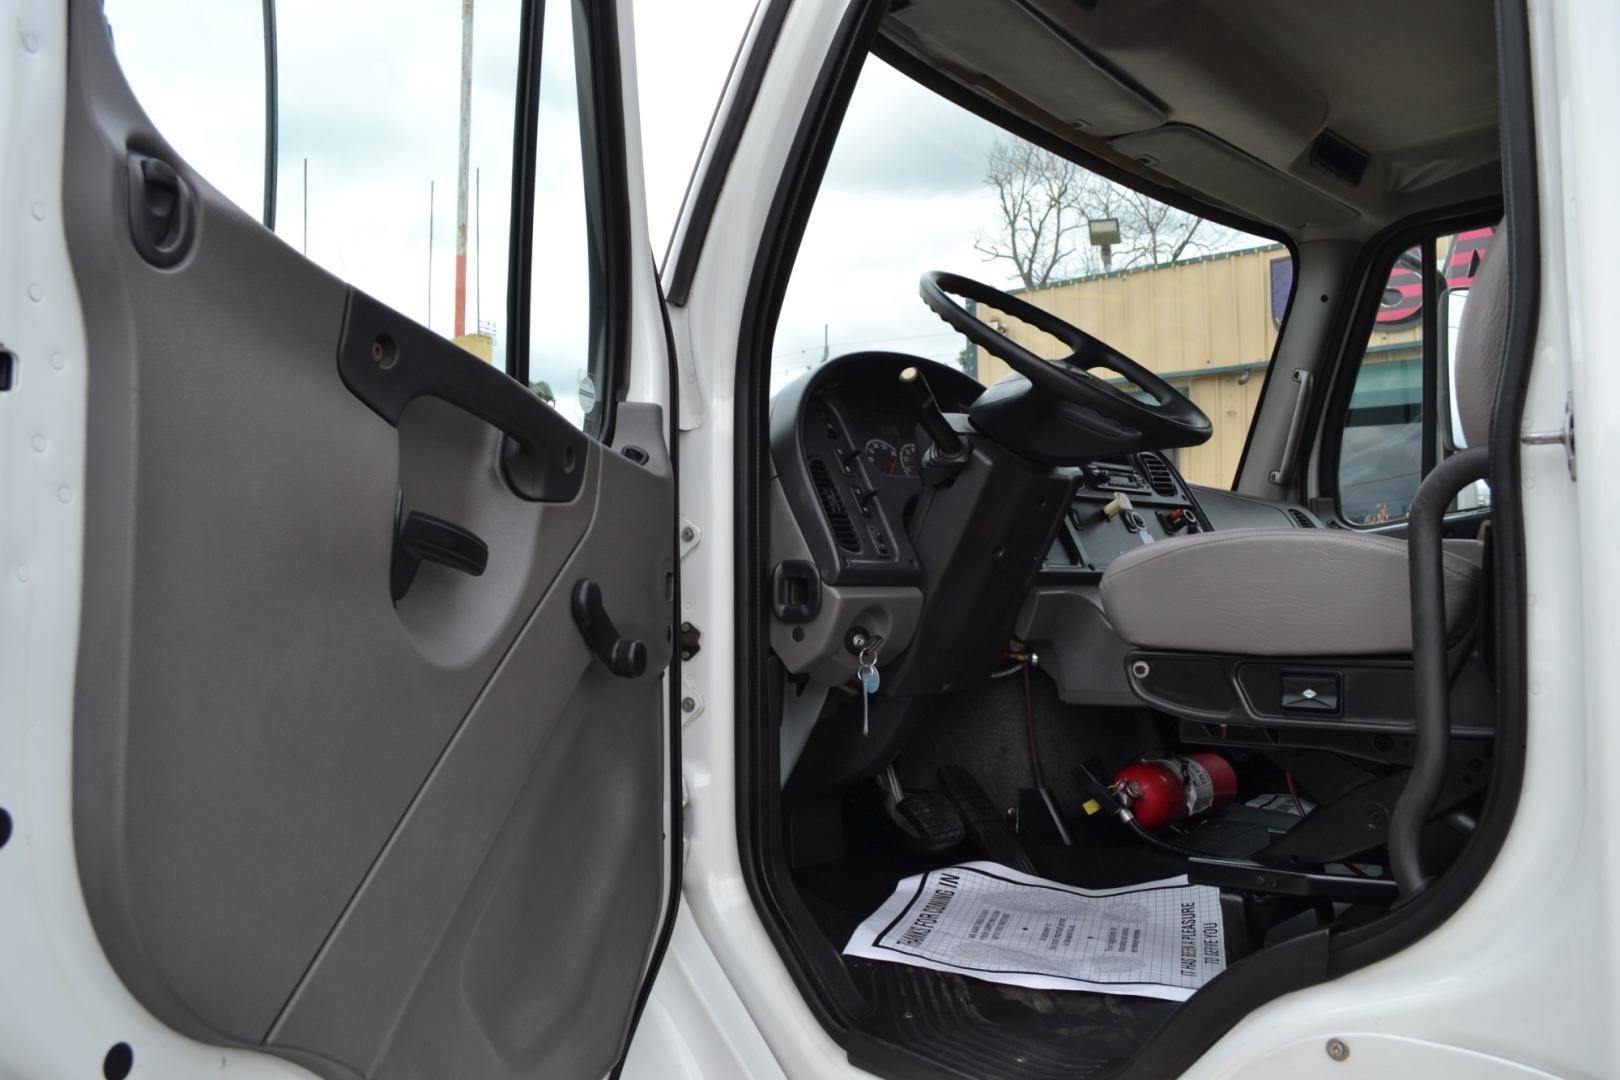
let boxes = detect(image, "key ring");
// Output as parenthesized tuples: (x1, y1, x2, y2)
(857, 635, 883, 670)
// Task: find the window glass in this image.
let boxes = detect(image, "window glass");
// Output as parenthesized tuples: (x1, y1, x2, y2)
(1337, 228, 1494, 524)
(105, 0, 610, 435)
(773, 57, 1281, 490)
(526, 0, 600, 433)
(1338, 245, 1425, 524)
(1442, 227, 1495, 511)
(274, 0, 522, 367)
(632, 0, 758, 254)
(105, 0, 267, 216)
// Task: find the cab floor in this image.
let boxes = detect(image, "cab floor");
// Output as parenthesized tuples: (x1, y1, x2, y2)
(792, 837, 1190, 1080)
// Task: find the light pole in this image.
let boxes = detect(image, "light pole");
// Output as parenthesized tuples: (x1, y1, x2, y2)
(1089, 217, 1121, 273)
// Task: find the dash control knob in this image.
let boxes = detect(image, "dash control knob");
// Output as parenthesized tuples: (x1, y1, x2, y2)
(1161, 508, 1200, 534)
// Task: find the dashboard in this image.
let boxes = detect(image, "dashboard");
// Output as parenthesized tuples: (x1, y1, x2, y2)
(769, 352, 1325, 702)
(770, 352, 1222, 589)
(769, 352, 986, 587)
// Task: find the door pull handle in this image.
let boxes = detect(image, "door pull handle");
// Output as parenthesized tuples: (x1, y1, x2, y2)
(571, 579, 648, 678)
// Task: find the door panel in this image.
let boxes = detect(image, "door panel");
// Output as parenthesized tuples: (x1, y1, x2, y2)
(62, 2, 672, 1076)
(268, 421, 672, 1075)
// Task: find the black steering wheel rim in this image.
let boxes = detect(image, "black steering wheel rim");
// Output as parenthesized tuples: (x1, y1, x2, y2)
(920, 271, 1212, 448)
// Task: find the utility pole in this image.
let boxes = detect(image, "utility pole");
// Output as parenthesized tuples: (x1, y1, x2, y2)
(454, 0, 475, 338)
(427, 179, 435, 330)
(301, 157, 308, 255)
(475, 166, 481, 331)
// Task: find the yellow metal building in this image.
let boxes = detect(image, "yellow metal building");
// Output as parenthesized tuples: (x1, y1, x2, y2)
(977, 245, 1422, 488)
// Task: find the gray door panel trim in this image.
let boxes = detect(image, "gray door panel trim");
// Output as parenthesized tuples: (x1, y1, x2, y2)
(61, 2, 676, 1073)
(268, 441, 674, 1075)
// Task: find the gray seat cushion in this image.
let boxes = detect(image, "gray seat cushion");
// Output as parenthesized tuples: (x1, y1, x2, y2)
(1099, 529, 1481, 656)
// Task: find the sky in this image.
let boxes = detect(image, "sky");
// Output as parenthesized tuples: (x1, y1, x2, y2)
(771, 57, 1004, 391)
(99, 0, 1265, 412)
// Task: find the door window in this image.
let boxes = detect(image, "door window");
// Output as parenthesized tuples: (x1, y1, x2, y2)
(104, 0, 611, 434)
(1334, 228, 1494, 524)
(102, 0, 269, 216)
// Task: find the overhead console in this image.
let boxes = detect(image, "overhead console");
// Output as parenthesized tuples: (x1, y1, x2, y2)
(884, 0, 1167, 138)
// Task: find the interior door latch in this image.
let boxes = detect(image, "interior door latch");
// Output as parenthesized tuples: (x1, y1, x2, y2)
(390, 509, 489, 603)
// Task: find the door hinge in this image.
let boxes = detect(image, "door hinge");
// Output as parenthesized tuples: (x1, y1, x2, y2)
(1520, 396, 1575, 481)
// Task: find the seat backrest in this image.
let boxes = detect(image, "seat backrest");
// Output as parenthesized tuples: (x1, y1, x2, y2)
(1452, 223, 1510, 448)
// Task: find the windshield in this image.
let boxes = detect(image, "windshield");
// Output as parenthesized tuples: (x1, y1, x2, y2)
(773, 56, 1282, 490)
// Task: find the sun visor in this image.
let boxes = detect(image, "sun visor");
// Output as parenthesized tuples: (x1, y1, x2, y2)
(889, 0, 1165, 136)
(1111, 125, 1358, 229)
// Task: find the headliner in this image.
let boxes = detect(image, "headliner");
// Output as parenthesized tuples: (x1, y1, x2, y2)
(882, 0, 1501, 242)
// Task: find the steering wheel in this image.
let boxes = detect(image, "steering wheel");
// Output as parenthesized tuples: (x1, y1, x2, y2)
(920, 271, 1212, 458)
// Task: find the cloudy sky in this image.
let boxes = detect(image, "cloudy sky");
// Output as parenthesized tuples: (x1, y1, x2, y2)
(99, 1, 1261, 413)
(772, 56, 1007, 390)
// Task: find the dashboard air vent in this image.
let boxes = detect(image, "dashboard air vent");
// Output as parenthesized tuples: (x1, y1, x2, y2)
(807, 456, 861, 553)
(1287, 508, 1317, 528)
(1138, 453, 1178, 496)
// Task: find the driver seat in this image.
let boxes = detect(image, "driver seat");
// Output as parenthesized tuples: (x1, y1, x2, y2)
(1100, 225, 1506, 658)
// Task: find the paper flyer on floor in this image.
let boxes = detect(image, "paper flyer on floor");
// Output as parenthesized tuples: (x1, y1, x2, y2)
(843, 861, 1226, 1001)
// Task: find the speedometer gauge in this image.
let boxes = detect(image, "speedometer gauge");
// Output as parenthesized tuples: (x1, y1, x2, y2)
(899, 443, 919, 478)
(864, 438, 901, 476)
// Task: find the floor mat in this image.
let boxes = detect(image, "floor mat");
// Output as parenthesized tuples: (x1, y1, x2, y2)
(794, 837, 1200, 1080)
(843, 862, 1226, 1000)
(847, 957, 1177, 1080)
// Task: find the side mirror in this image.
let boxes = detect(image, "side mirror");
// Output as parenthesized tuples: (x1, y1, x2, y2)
(1438, 286, 1491, 511)
(1439, 287, 1470, 449)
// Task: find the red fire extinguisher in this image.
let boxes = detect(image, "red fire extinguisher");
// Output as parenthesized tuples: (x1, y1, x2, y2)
(1112, 753, 1237, 830)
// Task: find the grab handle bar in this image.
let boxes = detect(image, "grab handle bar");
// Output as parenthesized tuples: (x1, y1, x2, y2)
(1268, 369, 1312, 485)
(1390, 446, 1491, 898)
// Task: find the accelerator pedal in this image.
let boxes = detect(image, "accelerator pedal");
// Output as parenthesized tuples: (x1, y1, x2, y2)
(938, 765, 1037, 875)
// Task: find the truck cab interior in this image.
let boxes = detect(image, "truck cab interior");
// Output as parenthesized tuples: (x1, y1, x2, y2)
(748, 1, 1522, 1076)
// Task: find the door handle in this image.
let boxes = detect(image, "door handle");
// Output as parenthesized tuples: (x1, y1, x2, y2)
(127, 153, 196, 267)
(570, 579, 648, 678)
(391, 510, 489, 603)
(336, 289, 589, 503)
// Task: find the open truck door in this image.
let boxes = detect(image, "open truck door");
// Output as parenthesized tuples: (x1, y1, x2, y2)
(0, 1, 679, 1076)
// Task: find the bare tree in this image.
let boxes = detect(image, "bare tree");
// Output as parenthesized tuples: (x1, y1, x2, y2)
(975, 136, 1230, 287)
(972, 140, 1088, 290)
(1110, 184, 1225, 269)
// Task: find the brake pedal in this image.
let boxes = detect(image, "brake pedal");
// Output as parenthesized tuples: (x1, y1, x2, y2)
(878, 766, 965, 852)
